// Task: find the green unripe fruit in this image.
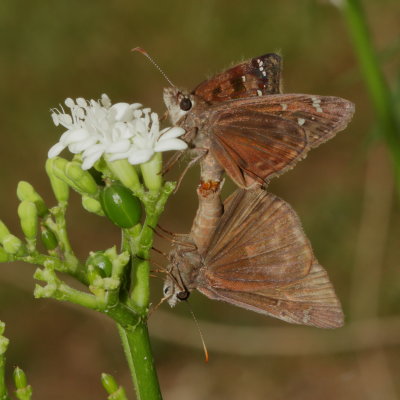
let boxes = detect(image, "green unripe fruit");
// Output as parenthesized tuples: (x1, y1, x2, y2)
(18, 201, 38, 240)
(100, 184, 142, 228)
(40, 227, 58, 250)
(86, 251, 113, 278)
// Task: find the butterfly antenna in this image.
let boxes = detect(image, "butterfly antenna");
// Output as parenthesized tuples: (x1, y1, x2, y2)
(132, 47, 176, 88)
(185, 302, 209, 363)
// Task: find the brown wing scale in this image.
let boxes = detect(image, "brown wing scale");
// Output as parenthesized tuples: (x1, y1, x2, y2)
(198, 262, 343, 328)
(209, 110, 308, 188)
(203, 189, 313, 286)
(193, 53, 282, 102)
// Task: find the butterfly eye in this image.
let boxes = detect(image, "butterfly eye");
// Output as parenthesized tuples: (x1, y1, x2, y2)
(179, 97, 192, 111)
(163, 284, 172, 296)
(177, 290, 190, 301)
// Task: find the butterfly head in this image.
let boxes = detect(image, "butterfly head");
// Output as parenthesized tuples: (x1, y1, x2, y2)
(163, 275, 190, 307)
(163, 87, 196, 125)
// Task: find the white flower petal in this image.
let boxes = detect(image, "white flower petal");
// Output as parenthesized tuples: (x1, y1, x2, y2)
(60, 128, 90, 145)
(108, 151, 131, 162)
(82, 152, 103, 170)
(111, 103, 133, 122)
(68, 136, 98, 153)
(48, 142, 66, 158)
(159, 126, 186, 140)
(82, 144, 106, 158)
(128, 149, 154, 165)
(155, 138, 188, 152)
(107, 140, 131, 153)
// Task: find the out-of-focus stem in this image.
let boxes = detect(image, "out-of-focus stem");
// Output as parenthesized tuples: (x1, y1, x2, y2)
(339, 0, 400, 191)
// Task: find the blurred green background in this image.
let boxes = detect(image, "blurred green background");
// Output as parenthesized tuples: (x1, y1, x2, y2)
(1, 0, 400, 399)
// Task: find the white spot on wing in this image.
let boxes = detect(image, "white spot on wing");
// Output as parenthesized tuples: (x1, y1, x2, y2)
(257, 90, 262, 96)
(241, 75, 246, 82)
(280, 103, 288, 111)
(311, 97, 323, 113)
(297, 118, 306, 126)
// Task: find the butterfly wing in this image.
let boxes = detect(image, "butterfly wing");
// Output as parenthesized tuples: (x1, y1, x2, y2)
(203, 189, 314, 285)
(197, 189, 343, 328)
(209, 109, 308, 188)
(209, 94, 354, 188)
(198, 261, 344, 328)
(193, 53, 282, 102)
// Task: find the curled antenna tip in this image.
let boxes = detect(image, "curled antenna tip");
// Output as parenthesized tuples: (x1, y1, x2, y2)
(131, 46, 147, 55)
(131, 46, 175, 88)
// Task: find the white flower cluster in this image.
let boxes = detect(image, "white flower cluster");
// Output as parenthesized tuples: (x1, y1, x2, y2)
(48, 94, 187, 170)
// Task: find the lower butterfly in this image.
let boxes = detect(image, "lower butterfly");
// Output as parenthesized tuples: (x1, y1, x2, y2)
(163, 188, 344, 329)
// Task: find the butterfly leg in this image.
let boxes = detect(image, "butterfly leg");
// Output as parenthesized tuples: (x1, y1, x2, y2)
(162, 150, 185, 176)
(173, 148, 208, 193)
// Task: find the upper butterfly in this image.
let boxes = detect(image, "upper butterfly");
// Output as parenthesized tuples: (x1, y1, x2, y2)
(163, 53, 355, 189)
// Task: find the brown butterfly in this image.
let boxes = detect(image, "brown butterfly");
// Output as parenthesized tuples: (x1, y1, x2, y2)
(163, 53, 355, 189)
(163, 188, 344, 329)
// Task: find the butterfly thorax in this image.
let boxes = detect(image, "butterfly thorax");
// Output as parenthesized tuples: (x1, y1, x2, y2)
(163, 238, 203, 307)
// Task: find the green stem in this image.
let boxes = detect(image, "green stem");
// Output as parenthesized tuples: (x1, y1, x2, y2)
(0, 355, 9, 400)
(122, 322, 162, 400)
(340, 0, 400, 190)
(0, 323, 10, 400)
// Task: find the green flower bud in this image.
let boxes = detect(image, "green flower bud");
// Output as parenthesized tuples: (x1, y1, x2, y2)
(86, 251, 113, 278)
(0, 220, 10, 242)
(2, 234, 23, 255)
(106, 158, 141, 192)
(40, 227, 58, 250)
(45, 158, 70, 203)
(82, 195, 104, 216)
(101, 373, 119, 394)
(0, 246, 10, 262)
(16, 181, 48, 217)
(18, 201, 38, 240)
(65, 162, 99, 195)
(100, 183, 142, 228)
(140, 152, 163, 191)
(13, 367, 28, 389)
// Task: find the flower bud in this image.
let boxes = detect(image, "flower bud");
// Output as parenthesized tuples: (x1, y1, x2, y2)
(82, 195, 104, 216)
(0, 246, 10, 262)
(106, 158, 141, 192)
(2, 234, 23, 255)
(16, 181, 48, 217)
(13, 367, 28, 389)
(45, 158, 70, 203)
(65, 162, 99, 195)
(40, 227, 58, 250)
(140, 152, 163, 191)
(100, 183, 142, 228)
(101, 373, 119, 394)
(18, 201, 38, 240)
(0, 220, 10, 242)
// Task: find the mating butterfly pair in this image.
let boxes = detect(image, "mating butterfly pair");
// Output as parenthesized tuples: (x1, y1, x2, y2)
(162, 53, 354, 328)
